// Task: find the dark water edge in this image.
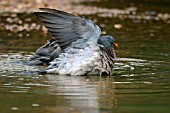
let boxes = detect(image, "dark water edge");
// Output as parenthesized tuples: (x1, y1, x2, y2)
(0, 0, 170, 113)
(82, 0, 170, 13)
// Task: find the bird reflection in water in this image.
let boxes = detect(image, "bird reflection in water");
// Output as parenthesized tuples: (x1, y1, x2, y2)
(45, 75, 117, 113)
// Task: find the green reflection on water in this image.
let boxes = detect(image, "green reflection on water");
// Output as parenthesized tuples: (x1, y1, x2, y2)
(0, 0, 170, 113)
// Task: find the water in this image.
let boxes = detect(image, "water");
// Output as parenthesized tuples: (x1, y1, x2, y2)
(0, 0, 170, 113)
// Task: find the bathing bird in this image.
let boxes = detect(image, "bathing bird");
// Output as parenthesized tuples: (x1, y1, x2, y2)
(28, 8, 118, 75)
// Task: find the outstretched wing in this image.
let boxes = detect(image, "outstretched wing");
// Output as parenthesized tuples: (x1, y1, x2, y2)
(34, 8, 101, 49)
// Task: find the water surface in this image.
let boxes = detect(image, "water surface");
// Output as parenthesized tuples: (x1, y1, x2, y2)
(0, 0, 170, 113)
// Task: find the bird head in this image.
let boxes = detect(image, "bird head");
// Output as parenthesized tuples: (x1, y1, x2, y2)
(98, 36, 118, 48)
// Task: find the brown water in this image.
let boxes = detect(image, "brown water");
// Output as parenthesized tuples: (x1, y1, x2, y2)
(0, 0, 170, 113)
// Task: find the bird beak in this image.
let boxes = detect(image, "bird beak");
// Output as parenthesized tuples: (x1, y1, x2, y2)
(113, 43, 118, 48)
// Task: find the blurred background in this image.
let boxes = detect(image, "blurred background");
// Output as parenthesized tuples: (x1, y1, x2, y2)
(0, 0, 170, 113)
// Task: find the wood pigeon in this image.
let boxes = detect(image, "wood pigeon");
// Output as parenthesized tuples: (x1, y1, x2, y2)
(28, 8, 118, 75)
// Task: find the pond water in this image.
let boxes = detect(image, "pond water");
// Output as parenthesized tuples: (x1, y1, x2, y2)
(0, 0, 170, 113)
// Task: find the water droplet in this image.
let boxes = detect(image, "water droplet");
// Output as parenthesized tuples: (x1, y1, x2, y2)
(143, 82, 152, 84)
(114, 24, 122, 29)
(11, 107, 18, 110)
(102, 31, 107, 34)
(32, 104, 39, 107)
(150, 34, 155, 37)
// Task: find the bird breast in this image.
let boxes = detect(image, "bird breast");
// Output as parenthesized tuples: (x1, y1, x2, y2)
(46, 45, 103, 75)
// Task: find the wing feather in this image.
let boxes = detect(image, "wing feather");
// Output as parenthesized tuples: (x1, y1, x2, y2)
(34, 8, 101, 49)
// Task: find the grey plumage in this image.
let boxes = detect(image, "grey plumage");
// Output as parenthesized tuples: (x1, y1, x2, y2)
(28, 8, 117, 75)
(33, 8, 100, 49)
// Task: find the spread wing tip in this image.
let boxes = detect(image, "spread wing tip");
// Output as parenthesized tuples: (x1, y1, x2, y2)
(33, 12, 39, 16)
(38, 8, 74, 16)
(33, 8, 101, 50)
